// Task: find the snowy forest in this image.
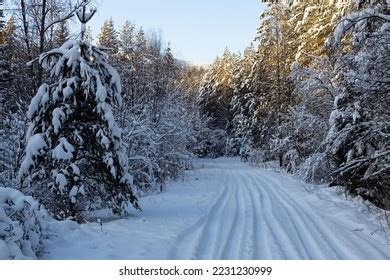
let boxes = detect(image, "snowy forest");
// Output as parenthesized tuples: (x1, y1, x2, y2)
(0, 0, 389, 260)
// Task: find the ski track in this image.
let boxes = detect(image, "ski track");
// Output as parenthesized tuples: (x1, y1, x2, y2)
(257, 172, 388, 259)
(169, 159, 390, 260)
(47, 158, 390, 260)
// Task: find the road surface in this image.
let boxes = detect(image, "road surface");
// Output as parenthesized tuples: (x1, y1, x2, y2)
(46, 158, 390, 260)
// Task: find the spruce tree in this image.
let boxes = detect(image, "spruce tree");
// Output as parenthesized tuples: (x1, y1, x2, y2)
(135, 27, 147, 52)
(325, 2, 390, 209)
(53, 20, 70, 47)
(19, 9, 140, 222)
(228, 45, 257, 158)
(120, 20, 136, 54)
(84, 26, 94, 44)
(97, 18, 118, 51)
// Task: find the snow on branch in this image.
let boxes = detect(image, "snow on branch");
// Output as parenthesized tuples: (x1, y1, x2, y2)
(334, 8, 390, 44)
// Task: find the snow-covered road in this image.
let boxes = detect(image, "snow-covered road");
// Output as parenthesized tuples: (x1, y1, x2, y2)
(46, 158, 390, 260)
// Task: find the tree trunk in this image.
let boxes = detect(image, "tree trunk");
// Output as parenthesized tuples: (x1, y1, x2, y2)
(37, 0, 47, 86)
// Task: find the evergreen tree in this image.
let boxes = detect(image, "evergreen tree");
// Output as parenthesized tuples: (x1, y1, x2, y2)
(324, 2, 390, 209)
(250, 3, 297, 162)
(84, 26, 94, 44)
(119, 20, 136, 57)
(289, 1, 352, 65)
(198, 49, 239, 131)
(53, 20, 70, 47)
(162, 43, 178, 87)
(135, 27, 148, 53)
(97, 18, 119, 51)
(18, 39, 140, 222)
(0, 16, 27, 187)
(228, 44, 257, 157)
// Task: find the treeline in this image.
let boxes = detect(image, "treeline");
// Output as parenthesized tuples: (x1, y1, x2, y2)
(198, 0, 390, 209)
(0, 1, 206, 218)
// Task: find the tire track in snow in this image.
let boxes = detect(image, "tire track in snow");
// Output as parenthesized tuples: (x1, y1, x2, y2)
(257, 173, 355, 259)
(46, 158, 390, 260)
(256, 173, 366, 258)
(220, 173, 246, 259)
(168, 174, 230, 259)
(193, 170, 235, 259)
(250, 173, 334, 259)
(269, 174, 389, 259)
(168, 159, 389, 260)
(257, 172, 388, 259)
(245, 174, 306, 259)
(240, 172, 273, 259)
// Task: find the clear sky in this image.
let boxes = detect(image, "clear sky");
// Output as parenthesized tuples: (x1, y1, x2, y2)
(86, 0, 267, 65)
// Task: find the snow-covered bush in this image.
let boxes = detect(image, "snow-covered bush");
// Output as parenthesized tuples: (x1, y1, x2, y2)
(192, 128, 227, 158)
(115, 30, 196, 193)
(0, 187, 47, 259)
(271, 105, 331, 173)
(122, 95, 194, 193)
(296, 153, 333, 183)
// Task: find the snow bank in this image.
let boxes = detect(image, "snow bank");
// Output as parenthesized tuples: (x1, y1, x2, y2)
(0, 187, 48, 259)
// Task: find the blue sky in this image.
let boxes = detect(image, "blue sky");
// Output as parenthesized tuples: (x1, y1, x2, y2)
(87, 0, 266, 65)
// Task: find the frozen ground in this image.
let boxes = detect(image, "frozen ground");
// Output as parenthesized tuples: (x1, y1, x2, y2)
(45, 158, 390, 260)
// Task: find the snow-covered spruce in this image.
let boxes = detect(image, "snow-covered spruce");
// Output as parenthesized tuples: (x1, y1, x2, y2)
(0, 187, 47, 259)
(18, 40, 140, 222)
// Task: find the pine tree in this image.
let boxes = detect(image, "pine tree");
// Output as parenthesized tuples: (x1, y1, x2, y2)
(18, 38, 140, 222)
(97, 18, 118, 51)
(53, 20, 70, 47)
(84, 26, 94, 44)
(0, 16, 27, 187)
(324, 2, 390, 209)
(228, 44, 257, 157)
(135, 27, 148, 52)
(161, 44, 179, 91)
(288, 1, 352, 65)
(119, 20, 136, 55)
(250, 3, 297, 162)
(198, 49, 239, 131)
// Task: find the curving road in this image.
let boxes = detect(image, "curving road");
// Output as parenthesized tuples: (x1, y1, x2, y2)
(169, 160, 390, 260)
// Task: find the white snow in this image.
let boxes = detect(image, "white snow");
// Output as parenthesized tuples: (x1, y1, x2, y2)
(52, 108, 66, 134)
(97, 102, 121, 138)
(55, 173, 68, 191)
(381, 22, 390, 32)
(27, 84, 49, 119)
(120, 173, 134, 185)
(64, 43, 80, 68)
(27, 134, 47, 155)
(0, 240, 10, 259)
(69, 186, 78, 198)
(18, 134, 47, 178)
(70, 164, 80, 176)
(95, 78, 107, 102)
(105, 64, 122, 106)
(45, 158, 390, 260)
(52, 137, 74, 161)
(53, 137, 74, 160)
(63, 79, 75, 100)
(69, 186, 78, 204)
